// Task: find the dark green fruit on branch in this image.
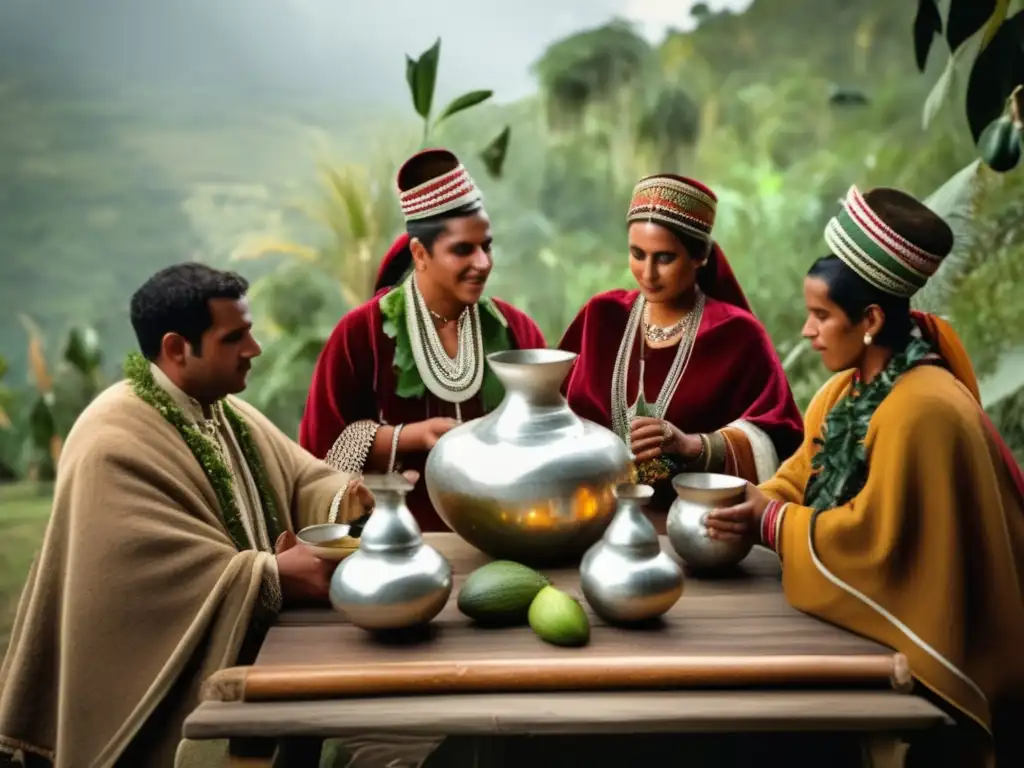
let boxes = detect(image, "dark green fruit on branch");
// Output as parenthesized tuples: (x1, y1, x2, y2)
(979, 115, 1022, 172)
(457, 560, 550, 626)
(528, 585, 591, 647)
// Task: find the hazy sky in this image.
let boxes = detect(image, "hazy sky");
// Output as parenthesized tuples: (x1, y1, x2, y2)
(1, 0, 753, 105)
(334, 0, 755, 102)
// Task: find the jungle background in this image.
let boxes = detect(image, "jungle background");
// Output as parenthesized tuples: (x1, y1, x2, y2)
(1, 0, 1023, 654)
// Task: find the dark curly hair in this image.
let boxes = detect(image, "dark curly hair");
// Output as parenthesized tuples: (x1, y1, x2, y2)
(130, 262, 249, 361)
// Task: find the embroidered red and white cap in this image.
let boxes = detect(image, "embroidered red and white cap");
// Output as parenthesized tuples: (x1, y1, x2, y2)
(397, 148, 483, 222)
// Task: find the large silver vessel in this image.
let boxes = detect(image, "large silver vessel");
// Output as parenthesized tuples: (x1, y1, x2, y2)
(425, 349, 633, 565)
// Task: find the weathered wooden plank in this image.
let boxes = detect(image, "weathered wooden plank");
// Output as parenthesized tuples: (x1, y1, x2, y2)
(183, 690, 951, 740)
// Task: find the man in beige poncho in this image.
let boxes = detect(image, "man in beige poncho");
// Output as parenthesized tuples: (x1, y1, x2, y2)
(0, 263, 377, 767)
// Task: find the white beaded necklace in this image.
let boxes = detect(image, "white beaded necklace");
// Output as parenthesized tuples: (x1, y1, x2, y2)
(610, 290, 705, 442)
(403, 275, 484, 415)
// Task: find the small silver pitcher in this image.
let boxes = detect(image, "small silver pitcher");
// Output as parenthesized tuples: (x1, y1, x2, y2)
(329, 474, 453, 631)
(579, 483, 684, 624)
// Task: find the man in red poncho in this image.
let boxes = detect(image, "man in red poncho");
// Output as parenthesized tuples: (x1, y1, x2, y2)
(300, 148, 547, 531)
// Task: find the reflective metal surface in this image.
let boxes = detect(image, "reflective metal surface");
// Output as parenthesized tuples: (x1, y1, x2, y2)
(580, 483, 683, 624)
(330, 474, 453, 631)
(666, 472, 753, 570)
(425, 349, 633, 565)
(296, 522, 359, 562)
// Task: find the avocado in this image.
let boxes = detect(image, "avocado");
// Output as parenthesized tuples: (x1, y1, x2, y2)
(528, 585, 591, 647)
(457, 560, 550, 626)
(979, 114, 1022, 173)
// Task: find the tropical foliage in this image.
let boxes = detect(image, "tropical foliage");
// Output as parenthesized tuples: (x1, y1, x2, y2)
(914, 0, 1024, 171)
(1, 0, 1022, 455)
(0, 322, 111, 480)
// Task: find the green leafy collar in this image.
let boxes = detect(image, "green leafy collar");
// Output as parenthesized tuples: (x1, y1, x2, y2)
(124, 353, 282, 551)
(804, 336, 934, 512)
(378, 278, 512, 411)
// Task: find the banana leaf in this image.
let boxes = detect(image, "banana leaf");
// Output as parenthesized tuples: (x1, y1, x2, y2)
(912, 159, 987, 314)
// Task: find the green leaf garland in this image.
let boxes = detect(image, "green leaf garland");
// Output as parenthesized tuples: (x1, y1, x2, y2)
(804, 337, 934, 512)
(124, 353, 281, 551)
(221, 403, 282, 543)
(379, 281, 512, 411)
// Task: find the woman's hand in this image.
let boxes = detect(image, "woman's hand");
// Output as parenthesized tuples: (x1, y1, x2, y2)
(629, 417, 701, 463)
(704, 483, 771, 543)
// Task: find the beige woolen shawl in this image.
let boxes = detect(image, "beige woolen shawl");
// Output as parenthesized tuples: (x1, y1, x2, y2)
(0, 380, 360, 767)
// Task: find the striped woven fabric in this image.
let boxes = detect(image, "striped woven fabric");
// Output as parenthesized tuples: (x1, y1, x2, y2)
(397, 149, 483, 222)
(627, 174, 718, 242)
(824, 185, 946, 298)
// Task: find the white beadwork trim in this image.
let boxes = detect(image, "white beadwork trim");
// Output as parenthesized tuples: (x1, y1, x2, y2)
(388, 424, 404, 474)
(328, 482, 352, 525)
(806, 518, 987, 708)
(726, 419, 780, 483)
(324, 420, 379, 475)
(400, 164, 483, 221)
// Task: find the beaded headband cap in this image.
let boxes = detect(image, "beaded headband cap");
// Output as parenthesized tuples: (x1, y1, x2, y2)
(824, 186, 948, 298)
(397, 148, 483, 222)
(627, 174, 717, 242)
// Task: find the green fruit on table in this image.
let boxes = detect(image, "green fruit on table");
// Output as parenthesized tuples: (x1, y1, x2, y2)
(528, 585, 591, 647)
(979, 115, 1022, 173)
(457, 560, 550, 626)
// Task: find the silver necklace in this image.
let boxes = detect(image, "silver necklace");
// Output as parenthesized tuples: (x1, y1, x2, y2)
(643, 303, 688, 343)
(610, 290, 705, 442)
(429, 308, 451, 325)
(404, 275, 484, 409)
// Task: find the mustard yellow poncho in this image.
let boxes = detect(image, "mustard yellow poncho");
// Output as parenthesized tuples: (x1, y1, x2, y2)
(763, 317, 1023, 762)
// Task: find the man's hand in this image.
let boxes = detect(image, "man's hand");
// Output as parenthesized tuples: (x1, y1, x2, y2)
(345, 478, 374, 518)
(275, 530, 335, 606)
(704, 483, 771, 543)
(407, 417, 460, 452)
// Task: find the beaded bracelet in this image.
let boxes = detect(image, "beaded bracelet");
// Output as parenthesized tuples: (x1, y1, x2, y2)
(774, 505, 786, 551)
(387, 424, 404, 474)
(698, 433, 711, 470)
(760, 500, 787, 553)
(682, 433, 709, 471)
(324, 419, 379, 474)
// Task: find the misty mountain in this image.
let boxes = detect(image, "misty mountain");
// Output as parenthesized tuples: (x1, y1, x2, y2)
(0, 0, 635, 106)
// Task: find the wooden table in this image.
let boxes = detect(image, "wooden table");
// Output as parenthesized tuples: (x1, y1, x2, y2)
(184, 535, 952, 767)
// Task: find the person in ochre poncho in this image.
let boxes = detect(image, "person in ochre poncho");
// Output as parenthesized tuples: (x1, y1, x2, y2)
(0, 263, 376, 767)
(300, 148, 546, 531)
(558, 174, 804, 519)
(706, 186, 1024, 766)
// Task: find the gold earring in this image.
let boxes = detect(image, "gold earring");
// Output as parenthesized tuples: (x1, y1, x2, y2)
(863, 332, 873, 346)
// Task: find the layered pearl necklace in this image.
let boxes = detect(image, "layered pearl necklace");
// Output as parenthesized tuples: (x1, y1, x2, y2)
(403, 275, 484, 417)
(610, 290, 705, 442)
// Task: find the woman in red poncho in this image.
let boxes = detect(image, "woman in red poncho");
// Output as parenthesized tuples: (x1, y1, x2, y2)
(559, 174, 804, 517)
(300, 149, 546, 531)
